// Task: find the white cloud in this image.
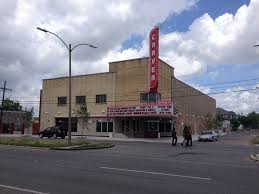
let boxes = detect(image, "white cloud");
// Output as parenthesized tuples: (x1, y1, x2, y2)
(214, 86, 259, 114)
(157, 0, 259, 77)
(0, 0, 259, 115)
(0, 0, 197, 113)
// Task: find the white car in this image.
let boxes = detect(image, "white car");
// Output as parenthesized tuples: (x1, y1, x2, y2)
(198, 131, 218, 142)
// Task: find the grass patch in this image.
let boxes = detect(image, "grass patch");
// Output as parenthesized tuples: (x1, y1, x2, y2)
(51, 142, 114, 150)
(0, 137, 113, 150)
(251, 136, 259, 144)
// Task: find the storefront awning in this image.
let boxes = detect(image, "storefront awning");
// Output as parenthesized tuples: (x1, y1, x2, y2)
(107, 101, 178, 118)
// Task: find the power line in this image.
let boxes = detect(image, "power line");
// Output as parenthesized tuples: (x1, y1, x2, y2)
(5, 77, 259, 101)
(186, 77, 259, 87)
(6, 80, 259, 102)
(2, 87, 258, 105)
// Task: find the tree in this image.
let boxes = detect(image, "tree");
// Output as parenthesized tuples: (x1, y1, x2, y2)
(230, 118, 240, 131)
(239, 115, 249, 128)
(203, 113, 219, 130)
(75, 103, 90, 138)
(246, 112, 259, 129)
(238, 112, 259, 129)
(1, 98, 22, 111)
(24, 107, 34, 132)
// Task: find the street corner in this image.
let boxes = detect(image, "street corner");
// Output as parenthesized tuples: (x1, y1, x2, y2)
(250, 153, 259, 162)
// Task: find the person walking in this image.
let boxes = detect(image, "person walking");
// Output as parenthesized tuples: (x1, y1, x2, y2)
(181, 126, 187, 146)
(171, 121, 177, 146)
(185, 126, 192, 146)
(188, 126, 192, 146)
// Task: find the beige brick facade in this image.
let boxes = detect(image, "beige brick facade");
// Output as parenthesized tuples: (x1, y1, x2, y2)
(40, 57, 215, 137)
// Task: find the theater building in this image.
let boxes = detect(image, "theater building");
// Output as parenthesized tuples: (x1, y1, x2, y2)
(39, 27, 216, 138)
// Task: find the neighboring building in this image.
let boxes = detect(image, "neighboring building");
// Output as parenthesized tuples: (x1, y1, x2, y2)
(216, 107, 238, 132)
(40, 57, 216, 138)
(222, 120, 231, 130)
(0, 111, 27, 134)
(216, 107, 237, 121)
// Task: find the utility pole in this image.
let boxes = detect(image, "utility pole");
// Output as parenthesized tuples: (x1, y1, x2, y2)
(36, 27, 97, 145)
(0, 81, 12, 133)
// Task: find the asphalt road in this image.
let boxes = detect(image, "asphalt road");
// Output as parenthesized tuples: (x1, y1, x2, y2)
(0, 131, 259, 194)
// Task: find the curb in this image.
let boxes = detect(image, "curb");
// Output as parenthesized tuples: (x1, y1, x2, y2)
(250, 154, 259, 162)
(50, 144, 114, 151)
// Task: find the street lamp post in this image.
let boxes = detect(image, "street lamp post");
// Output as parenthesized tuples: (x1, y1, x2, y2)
(37, 27, 97, 145)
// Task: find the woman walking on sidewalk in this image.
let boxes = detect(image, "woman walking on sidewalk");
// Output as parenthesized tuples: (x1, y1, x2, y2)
(181, 126, 187, 146)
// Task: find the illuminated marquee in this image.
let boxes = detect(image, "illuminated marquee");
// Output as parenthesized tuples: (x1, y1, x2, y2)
(149, 27, 159, 93)
(107, 102, 178, 117)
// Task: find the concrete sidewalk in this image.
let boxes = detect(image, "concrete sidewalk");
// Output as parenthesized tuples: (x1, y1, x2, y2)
(77, 132, 228, 144)
(81, 135, 199, 144)
(0, 133, 197, 144)
(0, 132, 228, 144)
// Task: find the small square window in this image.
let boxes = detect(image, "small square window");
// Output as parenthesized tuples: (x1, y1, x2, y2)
(140, 93, 161, 103)
(58, 97, 67, 105)
(96, 94, 106, 103)
(76, 96, 86, 104)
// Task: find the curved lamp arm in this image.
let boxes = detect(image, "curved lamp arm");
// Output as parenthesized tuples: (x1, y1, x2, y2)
(71, 43, 97, 52)
(37, 27, 69, 51)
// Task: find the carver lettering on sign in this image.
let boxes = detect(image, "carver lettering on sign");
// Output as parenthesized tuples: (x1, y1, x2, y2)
(149, 27, 159, 93)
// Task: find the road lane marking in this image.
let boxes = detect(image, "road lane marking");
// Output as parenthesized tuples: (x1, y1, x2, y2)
(0, 183, 49, 194)
(100, 166, 212, 181)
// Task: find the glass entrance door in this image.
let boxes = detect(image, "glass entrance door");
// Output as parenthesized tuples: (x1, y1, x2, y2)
(148, 121, 159, 131)
(144, 120, 159, 138)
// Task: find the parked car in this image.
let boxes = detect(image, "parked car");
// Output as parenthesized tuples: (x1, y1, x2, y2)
(39, 126, 67, 139)
(198, 130, 218, 142)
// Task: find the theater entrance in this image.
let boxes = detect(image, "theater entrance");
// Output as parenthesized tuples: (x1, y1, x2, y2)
(144, 120, 159, 138)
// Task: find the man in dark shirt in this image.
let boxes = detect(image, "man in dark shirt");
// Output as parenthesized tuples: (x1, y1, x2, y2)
(171, 121, 177, 146)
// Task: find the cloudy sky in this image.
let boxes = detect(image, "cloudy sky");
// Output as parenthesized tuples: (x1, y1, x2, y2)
(0, 0, 259, 115)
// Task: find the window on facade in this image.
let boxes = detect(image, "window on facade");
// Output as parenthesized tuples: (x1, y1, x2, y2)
(76, 96, 85, 104)
(165, 123, 171, 132)
(58, 96, 67, 105)
(96, 94, 107, 103)
(136, 120, 140, 131)
(96, 121, 102, 132)
(96, 121, 113, 132)
(102, 122, 108, 132)
(159, 123, 165, 132)
(126, 120, 129, 132)
(132, 120, 136, 131)
(108, 122, 113, 132)
(122, 120, 125, 132)
(140, 93, 161, 103)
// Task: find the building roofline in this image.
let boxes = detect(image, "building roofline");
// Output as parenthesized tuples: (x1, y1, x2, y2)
(172, 77, 215, 101)
(43, 71, 116, 81)
(159, 58, 175, 69)
(109, 57, 149, 64)
(109, 57, 175, 69)
(43, 57, 175, 81)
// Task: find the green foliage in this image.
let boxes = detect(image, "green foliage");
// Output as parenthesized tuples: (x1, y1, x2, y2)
(230, 118, 240, 131)
(0, 137, 114, 149)
(24, 107, 34, 128)
(251, 136, 259, 144)
(238, 112, 259, 129)
(1, 98, 22, 111)
(75, 103, 90, 136)
(203, 113, 219, 129)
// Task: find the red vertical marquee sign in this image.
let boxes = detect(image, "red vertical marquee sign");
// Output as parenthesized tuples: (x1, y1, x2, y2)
(149, 27, 159, 93)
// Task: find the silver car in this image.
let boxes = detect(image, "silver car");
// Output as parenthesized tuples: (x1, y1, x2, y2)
(198, 131, 218, 142)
